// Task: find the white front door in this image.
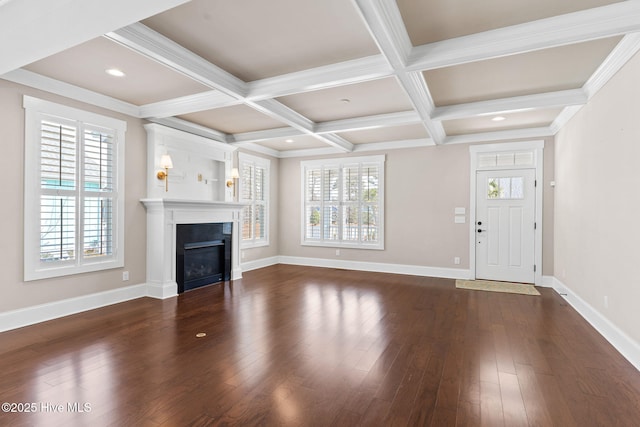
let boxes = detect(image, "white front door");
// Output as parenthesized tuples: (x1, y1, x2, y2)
(476, 169, 536, 283)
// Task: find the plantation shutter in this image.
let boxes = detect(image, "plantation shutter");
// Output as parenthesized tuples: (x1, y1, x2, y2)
(254, 165, 266, 240)
(302, 155, 384, 249)
(305, 167, 322, 240)
(241, 162, 253, 240)
(83, 127, 115, 259)
(239, 154, 270, 245)
(39, 119, 77, 262)
(38, 117, 117, 263)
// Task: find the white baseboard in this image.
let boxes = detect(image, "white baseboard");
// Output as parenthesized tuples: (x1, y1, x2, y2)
(541, 275, 555, 287)
(241, 256, 279, 272)
(550, 277, 640, 371)
(277, 256, 473, 280)
(0, 283, 148, 333)
(146, 281, 178, 299)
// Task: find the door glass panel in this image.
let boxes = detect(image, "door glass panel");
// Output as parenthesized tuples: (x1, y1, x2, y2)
(488, 177, 524, 199)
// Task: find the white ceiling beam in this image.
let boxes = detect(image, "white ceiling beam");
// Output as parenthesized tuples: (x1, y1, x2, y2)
(107, 23, 354, 152)
(231, 127, 303, 145)
(249, 99, 354, 152)
(231, 111, 421, 145)
(0, 0, 190, 75)
(432, 89, 588, 121)
(315, 110, 420, 134)
(398, 72, 447, 144)
(227, 142, 281, 159)
(149, 117, 232, 144)
(139, 90, 242, 119)
(105, 23, 248, 98)
(352, 0, 412, 69)
(247, 55, 392, 100)
(352, 0, 446, 144)
(444, 127, 554, 145)
(407, 1, 640, 72)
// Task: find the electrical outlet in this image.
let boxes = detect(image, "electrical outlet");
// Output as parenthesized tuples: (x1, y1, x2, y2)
(336, 249, 340, 256)
(241, 251, 245, 259)
(122, 271, 129, 281)
(454, 257, 460, 265)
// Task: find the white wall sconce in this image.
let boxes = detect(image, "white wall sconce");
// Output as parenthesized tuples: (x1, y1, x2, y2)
(156, 154, 174, 192)
(226, 167, 240, 197)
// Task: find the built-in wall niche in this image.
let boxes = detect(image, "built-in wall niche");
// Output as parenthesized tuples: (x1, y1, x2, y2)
(144, 123, 237, 201)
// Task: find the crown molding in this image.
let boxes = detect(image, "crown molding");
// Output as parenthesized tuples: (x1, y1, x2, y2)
(1, 68, 140, 117)
(552, 33, 640, 134)
(583, 33, 640, 99)
(407, 1, 640, 71)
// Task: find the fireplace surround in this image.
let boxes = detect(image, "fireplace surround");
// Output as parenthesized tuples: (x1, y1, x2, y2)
(141, 199, 244, 298)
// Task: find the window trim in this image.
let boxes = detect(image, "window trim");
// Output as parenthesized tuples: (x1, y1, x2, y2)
(23, 96, 126, 281)
(238, 152, 270, 249)
(300, 155, 385, 250)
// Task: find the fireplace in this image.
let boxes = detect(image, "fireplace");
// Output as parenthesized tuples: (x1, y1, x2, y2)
(176, 223, 231, 293)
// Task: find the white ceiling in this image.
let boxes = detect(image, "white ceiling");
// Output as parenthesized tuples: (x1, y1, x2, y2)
(3, 0, 640, 158)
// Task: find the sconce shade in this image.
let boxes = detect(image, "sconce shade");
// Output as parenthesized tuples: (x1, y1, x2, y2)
(160, 154, 173, 169)
(230, 167, 240, 179)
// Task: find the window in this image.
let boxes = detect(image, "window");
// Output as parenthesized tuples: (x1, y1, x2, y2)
(23, 96, 126, 281)
(301, 155, 384, 249)
(239, 153, 270, 247)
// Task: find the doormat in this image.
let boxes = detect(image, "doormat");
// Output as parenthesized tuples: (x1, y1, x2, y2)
(455, 279, 540, 296)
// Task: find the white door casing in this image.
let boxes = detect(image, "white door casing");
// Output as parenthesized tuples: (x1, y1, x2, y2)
(476, 169, 536, 283)
(469, 141, 544, 286)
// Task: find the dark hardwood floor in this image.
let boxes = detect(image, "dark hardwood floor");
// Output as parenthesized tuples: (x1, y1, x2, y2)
(1, 264, 639, 426)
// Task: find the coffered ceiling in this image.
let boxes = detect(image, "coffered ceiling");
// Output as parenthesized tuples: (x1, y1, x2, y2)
(3, 0, 640, 158)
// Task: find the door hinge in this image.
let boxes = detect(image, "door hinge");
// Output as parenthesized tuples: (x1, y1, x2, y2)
(534, 222, 537, 230)
(534, 265, 537, 272)
(535, 179, 537, 187)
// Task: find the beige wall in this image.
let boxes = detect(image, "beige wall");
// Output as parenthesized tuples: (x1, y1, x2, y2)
(0, 80, 148, 312)
(554, 51, 640, 343)
(278, 143, 555, 273)
(0, 77, 556, 314)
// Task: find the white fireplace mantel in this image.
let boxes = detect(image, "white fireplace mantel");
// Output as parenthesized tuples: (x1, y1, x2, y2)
(141, 198, 246, 299)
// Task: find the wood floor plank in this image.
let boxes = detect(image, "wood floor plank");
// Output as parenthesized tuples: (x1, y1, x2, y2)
(0, 265, 639, 426)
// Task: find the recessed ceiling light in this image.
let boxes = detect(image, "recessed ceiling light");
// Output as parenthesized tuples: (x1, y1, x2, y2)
(492, 116, 506, 122)
(340, 98, 351, 104)
(285, 139, 294, 144)
(105, 68, 125, 77)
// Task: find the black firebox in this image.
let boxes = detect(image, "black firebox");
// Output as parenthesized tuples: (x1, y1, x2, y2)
(176, 223, 232, 293)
